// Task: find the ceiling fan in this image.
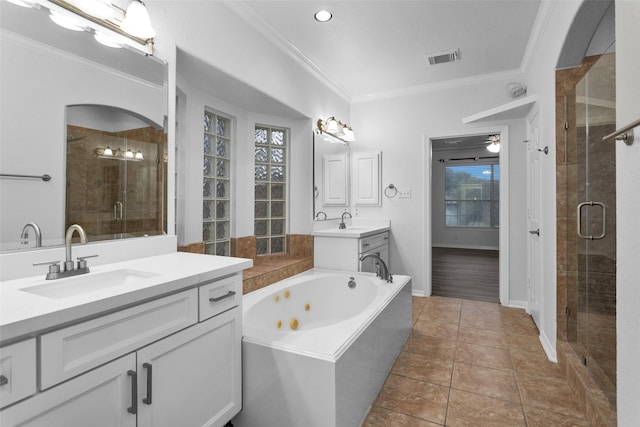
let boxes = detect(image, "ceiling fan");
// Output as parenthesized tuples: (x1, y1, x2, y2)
(485, 134, 501, 153)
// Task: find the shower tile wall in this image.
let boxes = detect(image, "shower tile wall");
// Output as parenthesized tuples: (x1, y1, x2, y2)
(66, 125, 167, 239)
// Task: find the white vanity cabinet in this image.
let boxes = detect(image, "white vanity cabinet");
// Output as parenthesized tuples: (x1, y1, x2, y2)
(314, 230, 390, 272)
(0, 273, 243, 427)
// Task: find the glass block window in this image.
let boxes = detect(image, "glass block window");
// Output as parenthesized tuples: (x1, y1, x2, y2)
(445, 163, 500, 228)
(255, 126, 287, 255)
(203, 110, 231, 256)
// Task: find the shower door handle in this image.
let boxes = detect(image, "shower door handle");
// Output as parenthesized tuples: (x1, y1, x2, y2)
(577, 201, 606, 240)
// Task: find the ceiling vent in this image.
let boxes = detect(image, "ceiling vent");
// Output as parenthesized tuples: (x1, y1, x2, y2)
(426, 48, 460, 66)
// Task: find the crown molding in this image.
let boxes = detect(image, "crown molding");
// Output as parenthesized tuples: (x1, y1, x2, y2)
(352, 68, 527, 104)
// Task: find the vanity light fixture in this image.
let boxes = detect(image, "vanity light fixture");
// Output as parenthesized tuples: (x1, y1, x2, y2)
(314, 10, 332, 22)
(11, 0, 156, 55)
(316, 117, 356, 144)
(95, 146, 144, 160)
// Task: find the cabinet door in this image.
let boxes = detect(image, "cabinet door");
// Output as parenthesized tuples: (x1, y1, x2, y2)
(322, 153, 348, 206)
(0, 354, 136, 427)
(136, 308, 241, 427)
(353, 151, 381, 206)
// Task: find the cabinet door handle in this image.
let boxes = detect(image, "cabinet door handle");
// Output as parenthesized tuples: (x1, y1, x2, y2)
(142, 363, 152, 405)
(127, 370, 137, 414)
(0, 375, 8, 386)
(209, 290, 236, 303)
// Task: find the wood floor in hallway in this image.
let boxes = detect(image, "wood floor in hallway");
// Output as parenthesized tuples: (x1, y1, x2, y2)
(431, 247, 499, 303)
(362, 296, 589, 426)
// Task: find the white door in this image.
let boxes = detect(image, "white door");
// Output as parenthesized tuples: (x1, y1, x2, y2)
(136, 309, 241, 427)
(526, 108, 543, 327)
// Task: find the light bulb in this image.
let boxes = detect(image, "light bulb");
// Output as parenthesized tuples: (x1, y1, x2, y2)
(77, 0, 115, 20)
(50, 11, 86, 31)
(125, 149, 134, 159)
(103, 146, 113, 156)
(94, 32, 123, 48)
(486, 142, 500, 153)
(326, 117, 340, 133)
(135, 151, 144, 160)
(6, 0, 37, 8)
(121, 1, 156, 39)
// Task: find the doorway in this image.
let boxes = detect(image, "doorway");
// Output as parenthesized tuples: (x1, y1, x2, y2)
(429, 132, 503, 302)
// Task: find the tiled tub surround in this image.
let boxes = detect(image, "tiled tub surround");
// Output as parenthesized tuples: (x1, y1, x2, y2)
(235, 269, 412, 427)
(231, 234, 313, 294)
(363, 296, 601, 426)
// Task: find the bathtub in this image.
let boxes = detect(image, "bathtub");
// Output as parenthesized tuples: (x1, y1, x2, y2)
(233, 269, 412, 427)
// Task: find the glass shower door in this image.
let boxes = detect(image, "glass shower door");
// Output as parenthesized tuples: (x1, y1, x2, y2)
(573, 50, 617, 404)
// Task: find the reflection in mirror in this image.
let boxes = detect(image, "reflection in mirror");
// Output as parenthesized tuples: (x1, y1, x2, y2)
(0, 1, 168, 253)
(66, 105, 167, 242)
(313, 132, 350, 220)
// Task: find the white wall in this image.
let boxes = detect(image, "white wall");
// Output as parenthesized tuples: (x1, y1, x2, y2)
(350, 80, 528, 300)
(522, 0, 583, 359)
(615, 0, 640, 423)
(0, 32, 166, 251)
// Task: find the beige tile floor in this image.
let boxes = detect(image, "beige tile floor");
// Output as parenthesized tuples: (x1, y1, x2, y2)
(362, 296, 589, 426)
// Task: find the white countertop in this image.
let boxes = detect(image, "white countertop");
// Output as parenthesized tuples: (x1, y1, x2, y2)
(311, 218, 391, 239)
(311, 226, 390, 238)
(0, 252, 252, 345)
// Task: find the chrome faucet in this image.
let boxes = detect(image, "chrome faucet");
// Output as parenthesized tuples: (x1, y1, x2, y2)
(34, 224, 97, 280)
(315, 211, 328, 220)
(65, 224, 88, 272)
(338, 211, 352, 229)
(359, 253, 393, 283)
(20, 222, 42, 248)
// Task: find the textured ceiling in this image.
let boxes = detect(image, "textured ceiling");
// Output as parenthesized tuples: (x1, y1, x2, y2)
(242, 0, 542, 99)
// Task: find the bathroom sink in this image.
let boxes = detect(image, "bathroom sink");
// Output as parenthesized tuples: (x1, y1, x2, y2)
(20, 269, 160, 299)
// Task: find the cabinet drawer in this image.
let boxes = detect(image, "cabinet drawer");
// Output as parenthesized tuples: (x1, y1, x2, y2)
(199, 274, 242, 322)
(0, 339, 36, 409)
(40, 289, 198, 390)
(360, 232, 389, 252)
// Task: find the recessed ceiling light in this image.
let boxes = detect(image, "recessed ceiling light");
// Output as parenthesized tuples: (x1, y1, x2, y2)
(314, 10, 333, 22)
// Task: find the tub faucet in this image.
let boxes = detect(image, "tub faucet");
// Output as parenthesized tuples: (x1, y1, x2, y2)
(339, 211, 352, 229)
(20, 222, 42, 248)
(315, 211, 327, 220)
(359, 253, 393, 283)
(65, 224, 88, 272)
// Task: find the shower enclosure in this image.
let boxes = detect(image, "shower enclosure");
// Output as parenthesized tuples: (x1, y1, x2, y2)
(562, 50, 617, 405)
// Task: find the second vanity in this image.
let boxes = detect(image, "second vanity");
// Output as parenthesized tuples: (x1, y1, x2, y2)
(0, 250, 252, 427)
(312, 219, 390, 273)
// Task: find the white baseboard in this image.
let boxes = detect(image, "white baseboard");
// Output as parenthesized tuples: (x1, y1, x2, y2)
(504, 299, 528, 310)
(412, 289, 427, 297)
(539, 330, 557, 362)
